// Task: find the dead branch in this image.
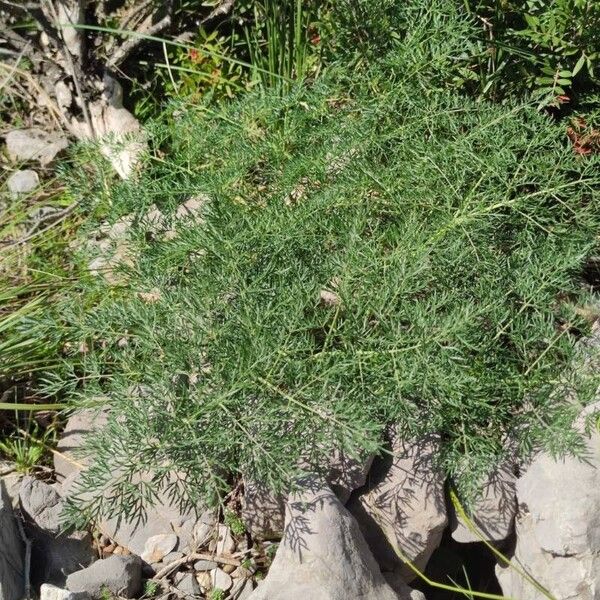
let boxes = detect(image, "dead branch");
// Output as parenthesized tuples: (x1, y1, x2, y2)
(202, 0, 235, 24)
(108, 2, 174, 69)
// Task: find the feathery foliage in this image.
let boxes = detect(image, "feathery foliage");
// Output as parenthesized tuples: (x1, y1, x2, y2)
(46, 55, 600, 524)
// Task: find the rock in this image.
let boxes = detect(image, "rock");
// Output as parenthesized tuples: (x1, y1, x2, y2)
(39, 584, 88, 600)
(496, 405, 600, 600)
(241, 479, 286, 541)
(5, 129, 68, 166)
(174, 572, 200, 597)
(0, 480, 24, 600)
(348, 431, 447, 582)
(54, 81, 73, 110)
(66, 555, 141, 598)
(230, 578, 254, 600)
(327, 449, 374, 504)
(216, 524, 236, 555)
(247, 479, 410, 600)
(71, 81, 145, 179)
(383, 572, 427, 600)
(194, 560, 217, 571)
(140, 533, 178, 563)
(242, 451, 373, 540)
(162, 551, 184, 564)
(211, 568, 233, 593)
(19, 476, 94, 586)
(450, 460, 517, 544)
(54, 409, 109, 484)
(7, 169, 39, 197)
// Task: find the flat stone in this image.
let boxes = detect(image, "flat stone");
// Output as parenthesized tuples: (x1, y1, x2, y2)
(54, 409, 109, 484)
(215, 524, 236, 555)
(162, 551, 184, 565)
(7, 169, 39, 196)
(0, 480, 24, 600)
(193, 560, 217, 571)
(66, 555, 142, 599)
(140, 533, 178, 563)
(230, 578, 254, 600)
(174, 572, 201, 597)
(5, 129, 68, 166)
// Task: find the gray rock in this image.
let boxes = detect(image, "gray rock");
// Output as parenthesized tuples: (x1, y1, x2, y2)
(173, 572, 200, 597)
(39, 584, 88, 600)
(66, 555, 142, 599)
(0, 480, 24, 600)
(7, 170, 39, 197)
(450, 461, 517, 544)
(241, 479, 286, 541)
(193, 560, 217, 571)
(54, 412, 206, 559)
(348, 431, 447, 582)
(211, 568, 233, 593)
(327, 449, 374, 504)
(140, 533, 178, 563)
(496, 403, 600, 600)
(54, 409, 109, 484)
(162, 551, 184, 565)
(19, 477, 94, 586)
(5, 129, 68, 166)
(242, 450, 374, 540)
(247, 479, 411, 600)
(230, 578, 254, 600)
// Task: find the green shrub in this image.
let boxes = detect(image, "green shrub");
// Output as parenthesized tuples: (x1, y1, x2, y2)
(47, 60, 600, 525)
(465, 0, 600, 104)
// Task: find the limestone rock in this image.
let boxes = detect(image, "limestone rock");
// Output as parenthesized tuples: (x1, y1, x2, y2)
(5, 129, 68, 166)
(174, 572, 200, 597)
(39, 584, 88, 600)
(247, 479, 412, 600)
(450, 461, 517, 544)
(19, 477, 94, 586)
(496, 407, 600, 600)
(54, 409, 109, 484)
(0, 480, 24, 600)
(241, 479, 286, 541)
(327, 449, 374, 504)
(7, 170, 39, 197)
(140, 533, 178, 563)
(66, 555, 142, 598)
(348, 431, 447, 582)
(242, 450, 374, 540)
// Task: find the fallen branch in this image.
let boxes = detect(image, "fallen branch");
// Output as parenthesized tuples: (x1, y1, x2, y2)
(153, 552, 241, 581)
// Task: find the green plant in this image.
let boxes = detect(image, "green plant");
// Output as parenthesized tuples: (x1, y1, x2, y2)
(465, 0, 600, 104)
(0, 431, 45, 473)
(157, 28, 246, 103)
(240, 0, 324, 87)
(142, 580, 160, 598)
(47, 50, 600, 529)
(224, 509, 246, 536)
(209, 589, 225, 600)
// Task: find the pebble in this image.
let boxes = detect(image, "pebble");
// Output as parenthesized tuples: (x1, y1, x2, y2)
(162, 551, 184, 565)
(141, 533, 178, 563)
(7, 169, 39, 197)
(195, 571, 211, 592)
(216, 524, 236, 555)
(211, 568, 233, 592)
(193, 560, 217, 571)
(174, 572, 200, 597)
(223, 563, 236, 574)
